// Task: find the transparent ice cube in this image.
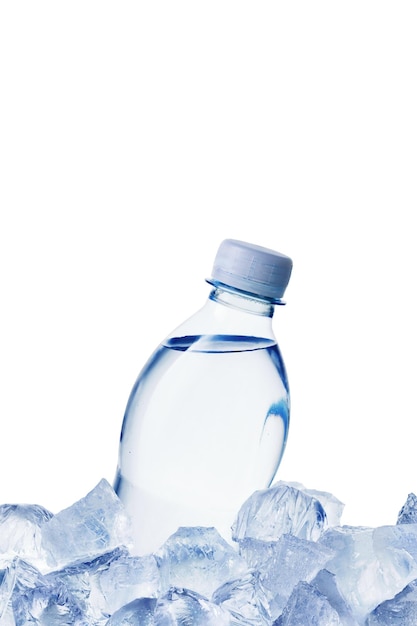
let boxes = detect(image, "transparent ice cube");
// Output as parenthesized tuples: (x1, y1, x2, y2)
(365, 578, 417, 625)
(153, 587, 231, 625)
(106, 597, 157, 625)
(238, 534, 334, 620)
(273, 581, 342, 626)
(0, 504, 53, 567)
(93, 550, 160, 615)
(232, 483, 327, 543)
(280, 482, 345, 527)
(10, 557, 85, 626)
(9, 548, 159, 625)
(310, 569, 359, 626)
(41, 479, 132, 572)
(212, 570, 271, 625)
(155, 527, 248, 598)
(0, 560, 17, 625)
(319, 524, 417, 622)
(397, 493, 417, 525)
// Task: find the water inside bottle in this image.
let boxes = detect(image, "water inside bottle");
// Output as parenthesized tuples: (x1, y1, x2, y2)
(115, 334, 289, 554)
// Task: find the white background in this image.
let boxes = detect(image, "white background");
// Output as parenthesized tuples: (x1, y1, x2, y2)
(0, 2, 416, 529)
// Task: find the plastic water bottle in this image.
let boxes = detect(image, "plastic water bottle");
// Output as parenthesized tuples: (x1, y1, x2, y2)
(114, 239, 293, 555)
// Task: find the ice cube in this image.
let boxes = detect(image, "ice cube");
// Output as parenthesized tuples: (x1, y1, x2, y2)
(212, 570, 271, 625)
(7, 541, 158, 623)
(319, 524, 417, 622)
(106, 597, 157, 625)
(273, 580, 342, 626)
(40, 479, 132, 571)
(28, 547, 158, 624)
(93, 550, 160, 615)
(49, 550, 121, 624)
(310, 569, 359, 626)
(238, 534, 335, 620)
(9, 557, 86, 626)
(281, 482, 345, 527)
(232, 482, 327, 543)
(365, 577, 417, 625)
(397, 493, 417, 525)
(153, 587, 231, 625)
(155, 527, 248, 598)
(0, 560, 17, 625)
(0, 504, 53, 567)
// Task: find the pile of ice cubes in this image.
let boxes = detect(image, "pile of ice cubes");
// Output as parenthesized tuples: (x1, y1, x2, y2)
(2, 479, 417, 625)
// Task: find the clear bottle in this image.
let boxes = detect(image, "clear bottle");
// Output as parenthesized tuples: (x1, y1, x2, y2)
(114, 239, 293, 555)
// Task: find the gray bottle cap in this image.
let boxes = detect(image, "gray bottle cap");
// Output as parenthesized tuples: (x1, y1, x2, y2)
(208, 239, 293, 303)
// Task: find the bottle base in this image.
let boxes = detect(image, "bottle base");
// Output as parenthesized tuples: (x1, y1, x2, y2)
(115, 474, 239, 556)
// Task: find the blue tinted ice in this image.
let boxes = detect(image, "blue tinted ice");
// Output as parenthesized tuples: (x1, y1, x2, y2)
(366, 578, 417, 625)
(0, 503, 52, 567)
(232, 482, 328, 543)
(106, 597, 157, 625)
(238, 534, 335, 620)
(397, 493, 417, 524)
(310, 569, 359, 626)
(41, 479, 132, 571)
(9, 548, 159, 625)
(153, 587, 231, 625)
(9, 558, 73, 626)
(106, 589, 234, 626)
(155, 526, 248, 598)
(96, 550, 160, 614)
(0, 560, 17, 624)
(284, 482, 345, 527)
(212, 570, 271, 625)
(319, 524, 417, 622)
(9, 548, 160, 625)
(274, 581, 342, 626)
(3, 481, 417, 624)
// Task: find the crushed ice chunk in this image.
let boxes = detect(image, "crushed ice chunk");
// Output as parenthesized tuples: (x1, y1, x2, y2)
(212, 570, 271, 625)
(365, 577, 417, 625)
(107, 590, 233, 626)
(319, 524, 417, 622)
(281, 481, 345, 527)
(40, 479, 132, 572)
(310, 569, 359, 626)
(0, 560, 17, 624)
(106, 597, 157, 625)
(155, 526, 248, 598)
(9, 557, 81, 626)
(397, 493, 417, 524)
(0, 504, 53, 566)
(274, 580, 342, 626)
(153, 587, 231, 625)
(9, 547, 158, 625)
(96, 550, 160, 615)
(238, 534, 335, 620)
(232, 482, 327, 543)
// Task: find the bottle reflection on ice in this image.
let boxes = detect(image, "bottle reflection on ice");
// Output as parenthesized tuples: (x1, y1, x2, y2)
(114, 239, 293, 555)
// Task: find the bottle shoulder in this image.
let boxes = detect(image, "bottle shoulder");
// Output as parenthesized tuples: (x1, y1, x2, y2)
(164, 297, 276, 342)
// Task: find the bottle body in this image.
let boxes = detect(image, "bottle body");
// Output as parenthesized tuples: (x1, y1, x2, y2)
(114, 287, 290, 555)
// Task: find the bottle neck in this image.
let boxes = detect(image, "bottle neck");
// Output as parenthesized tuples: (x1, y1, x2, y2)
(208, 286, 275, 318)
